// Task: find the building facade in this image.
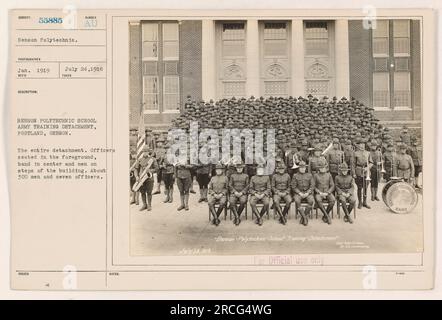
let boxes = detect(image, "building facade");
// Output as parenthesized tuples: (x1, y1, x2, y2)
(129, 19, 421, 130)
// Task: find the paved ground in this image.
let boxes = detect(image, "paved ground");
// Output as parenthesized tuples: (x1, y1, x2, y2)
(130, 182, 423, 256)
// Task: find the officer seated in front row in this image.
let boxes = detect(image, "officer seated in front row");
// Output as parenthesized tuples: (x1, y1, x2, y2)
(208, 163, 228, 226)
(334, 162, 356, 224)
(291, 161, 315, 226)
(249, 164, 271, 226)
(271, 162, 292, 225)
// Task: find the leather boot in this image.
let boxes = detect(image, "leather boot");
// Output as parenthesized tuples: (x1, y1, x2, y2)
(147, 195, 152, 211)
(363, 196, 371, 209)
(168, 188, 173, 203)
(163, 189, 170, 203)
(135, 191, 139, 205)
(317, 202, 331, 224)
(303, 207, 310, 226)
(177, 195, 185, 211)
(230, 204, 239, 225)
(153, 183, 161, 195)
(340, 200, 351, 223)
(374, 188, 380, 201)
(357, 189, 362, 209)
(139, 193, 147, 211)
(184, 194, 189, 210)
(282, 204, 290, 224)
(370, 187, 375, 201)
(198, 188, 204, 203)
(130, 192, 136, 205)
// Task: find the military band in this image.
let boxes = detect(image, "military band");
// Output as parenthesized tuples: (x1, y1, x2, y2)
(129, 95, 422, 225)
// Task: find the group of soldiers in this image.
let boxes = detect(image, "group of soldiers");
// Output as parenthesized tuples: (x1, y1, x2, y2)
(130, 96, 422, 226)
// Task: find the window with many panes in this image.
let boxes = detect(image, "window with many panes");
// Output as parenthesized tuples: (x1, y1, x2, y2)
(262, 22, 289, 98)
(141, 21, 180, 113)
(263, 22, 288, 57)
(305, 22, 329, 56)
(372, 20, 411, 109)
(221, 23, 246, 98)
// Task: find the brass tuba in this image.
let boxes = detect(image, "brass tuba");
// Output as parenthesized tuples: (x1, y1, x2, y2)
(291, 153, 300, 169)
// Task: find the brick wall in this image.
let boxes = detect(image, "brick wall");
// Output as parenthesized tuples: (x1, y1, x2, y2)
(129, 23, 142, 128)
(348, 20, 371, 107)
(348, 19, 422, 126)
(129, 21, 202, 129)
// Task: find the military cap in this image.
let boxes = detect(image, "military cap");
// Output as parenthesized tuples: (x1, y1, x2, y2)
(276, 162, 286, 169)
(298, 161, 307, 167)
(215, 163, 224, 169)
(338, 162, 349, 171)
(399, 143, 408, 149)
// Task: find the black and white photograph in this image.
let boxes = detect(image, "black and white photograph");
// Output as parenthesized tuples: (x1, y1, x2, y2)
(128, 17, 423, 257)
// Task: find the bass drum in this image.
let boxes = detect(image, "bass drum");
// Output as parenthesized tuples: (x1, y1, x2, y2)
(382, 178, 418, 214)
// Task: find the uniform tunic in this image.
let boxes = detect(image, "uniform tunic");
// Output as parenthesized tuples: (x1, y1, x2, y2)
(314, 172, 336, 204)
(335, 174, 356, 204)
(291, 172, 315, 207)
(309, 156, 327, 174)
(175, 164, 192, 194)
(327, 149, 344, 177)
(394, 153, 415, 181)
(382, 151, 395, 181)
(369, 150, 382, 188)
(208, 175, 228, 206)
(249, 175, 271, 206)
(343, 148, 356, 176)
(271, 173, 292, 204)
(228, 173, 249, 205)
(408, 145, 422, 177)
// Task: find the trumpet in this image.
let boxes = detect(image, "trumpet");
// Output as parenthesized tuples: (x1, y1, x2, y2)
(291, 153, 300, 169)
(365, 151, 371, 182)
(380, 151, 386, 174)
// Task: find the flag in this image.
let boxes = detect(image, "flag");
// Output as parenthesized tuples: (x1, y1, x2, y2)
(130, 111, 146, 171)
(136, 111, 146, 161)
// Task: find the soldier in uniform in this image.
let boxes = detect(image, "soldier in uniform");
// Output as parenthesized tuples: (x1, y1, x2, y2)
(249, 163, 271, 226)
(228, 162, 249, 226)
(408, 138, 422, 188)
(161, 152, 175, 203)
(382, 143, 395, 182)
(369, 141, 382, 201)
(343, 139, 355, 177)
(134, 146, 159, 211)
(327, 138, 344, 182)
(129, 153, 139, 205)
(153, 137, 166, 195)
(393, 143, 415, 184)
(313, 162, 335, 224)
(271, 162, 292, 225)
(284, 145, 295, 178)
(208, 164, 228, 226)
(335, 162, 356, 224)
(291, 161, 314, 226)
(298, 140, 310, 164)
(309, 144, 328, 175)
(400, 126, 411, 147)
(175, 158, 193, 211)
(354, 139, 373, 209)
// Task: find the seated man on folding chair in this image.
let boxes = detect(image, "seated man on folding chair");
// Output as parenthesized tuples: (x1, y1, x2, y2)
(228, 161, 249, 226)
(335, 162, 356, 224)
(271, 162, 292, 225)
(249, 163, 271, 226)
(314, 162, 335, 225)
(208, 163, 228, 226)
(291, 161, 315, 226)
